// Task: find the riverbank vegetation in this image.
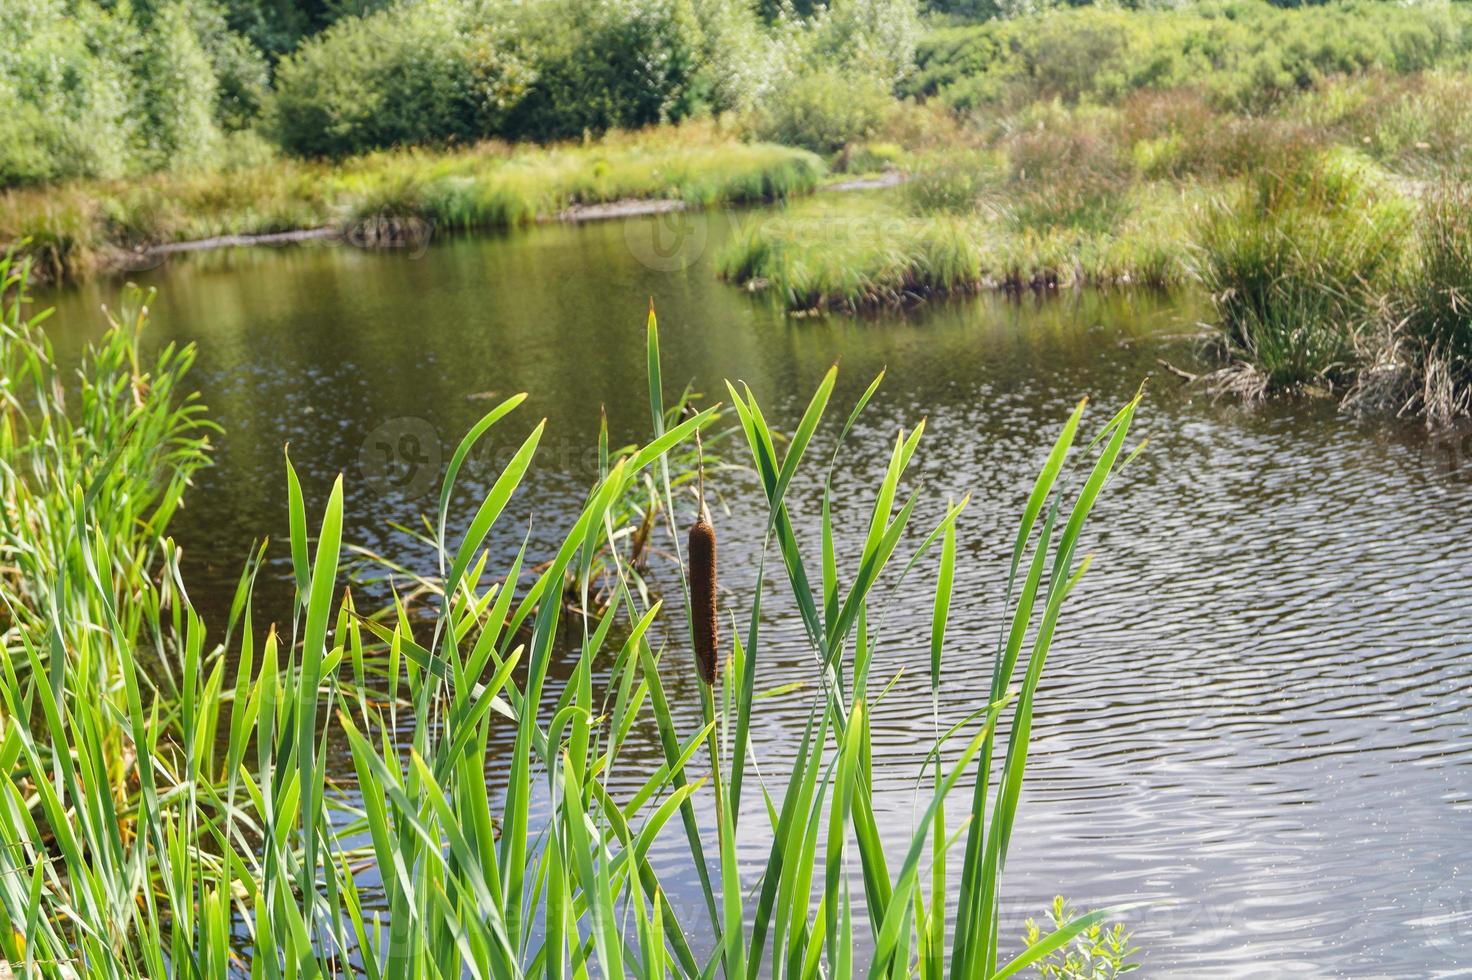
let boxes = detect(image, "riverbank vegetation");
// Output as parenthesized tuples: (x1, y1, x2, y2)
(0, 260, 1142, 975)
(2, 126, 821, 282)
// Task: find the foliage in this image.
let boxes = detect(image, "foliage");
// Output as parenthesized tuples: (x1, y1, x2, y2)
(810, 0, 922, 86)
(0, 272, 1144, 976)
(501, 0, 711, 142)
(751, 67, 896, 156)
(1025, 897, 1141, 980)
(0, 0, 264, 185)
(271, 0, 736, 155)
(271, 0, 522, 157)
(909, 2, 1472, 113)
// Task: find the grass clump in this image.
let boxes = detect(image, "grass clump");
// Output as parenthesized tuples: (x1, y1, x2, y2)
(1195, 150, 1410, 392)
(1350, 185, 1472, 423)
(0, 271, 1147, 976)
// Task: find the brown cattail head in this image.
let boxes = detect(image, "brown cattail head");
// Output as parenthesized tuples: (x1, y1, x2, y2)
(688, 504, 718, 686)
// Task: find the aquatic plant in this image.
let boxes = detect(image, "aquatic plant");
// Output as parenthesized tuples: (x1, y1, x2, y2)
(1024, 897, 1140, 980)
(0, 271, 1145, 976)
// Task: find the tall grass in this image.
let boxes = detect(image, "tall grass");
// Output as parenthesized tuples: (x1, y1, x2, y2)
(1353, 184, 1472, 423)
(1195, 150, 1410, 391)
(0, 267, 1145, 975)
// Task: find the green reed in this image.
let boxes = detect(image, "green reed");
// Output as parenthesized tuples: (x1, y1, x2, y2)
(0, 264, 1143, 977)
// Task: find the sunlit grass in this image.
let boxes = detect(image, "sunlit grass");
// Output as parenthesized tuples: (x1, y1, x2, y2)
(718, 186, 1195, 311)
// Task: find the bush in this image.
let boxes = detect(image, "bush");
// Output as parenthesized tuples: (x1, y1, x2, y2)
(271, 1, 514, 157)
(133, 3, 225, 171)
(501, 0, 709, 141)
(1024, 897, 1140, 980)
(1, 0, 264, 186)
(271, 0, 722, 154)
(0, 1, 138, 184)
(752, 67, 895, 155)
(811, 0, 921, 85)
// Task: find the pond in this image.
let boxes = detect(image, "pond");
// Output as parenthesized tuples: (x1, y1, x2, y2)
(40, 203, 1472, 973)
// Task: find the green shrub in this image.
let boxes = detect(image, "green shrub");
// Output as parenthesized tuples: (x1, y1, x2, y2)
(133, 3, 225, 171)
(753, 67, 895, 155)
(271, 1, 516, 157)
(271, 0, 722, 154)
(1024, 897, 1140, 980)
(811, 0, 921, 85)
(501, 0, 710, 141)
(1, 0, 264, 186)
(0, 0, 138, 184)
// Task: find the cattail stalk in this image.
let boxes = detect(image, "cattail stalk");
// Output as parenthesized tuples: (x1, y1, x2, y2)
(688, 502, 718, 685)
(689, 420, 718, 686)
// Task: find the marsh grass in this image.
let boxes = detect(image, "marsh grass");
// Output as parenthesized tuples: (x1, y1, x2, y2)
(718, 186, 1193, 311)
(1349, 184, 1472, 423)
(0, 265, 1145, 976)
(1195, 150, 1410, 390)
(1, 124, 823, 282)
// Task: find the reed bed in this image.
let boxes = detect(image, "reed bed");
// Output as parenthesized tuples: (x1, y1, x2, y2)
(0, 262, 1144, 976)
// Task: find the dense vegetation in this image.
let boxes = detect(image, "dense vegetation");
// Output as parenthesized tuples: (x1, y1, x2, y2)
(908, 1, 1472, 111)
(0, 258, 1142, 975)
(1, 0, 914, 184)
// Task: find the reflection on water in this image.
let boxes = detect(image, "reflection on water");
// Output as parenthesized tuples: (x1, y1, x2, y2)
(39, 210, 1472, 973)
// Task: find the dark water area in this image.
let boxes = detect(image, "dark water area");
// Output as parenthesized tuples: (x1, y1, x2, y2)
(37, 206, 1472, 974)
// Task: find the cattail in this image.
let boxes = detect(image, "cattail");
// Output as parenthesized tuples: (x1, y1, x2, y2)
(688, 503, 718, 685)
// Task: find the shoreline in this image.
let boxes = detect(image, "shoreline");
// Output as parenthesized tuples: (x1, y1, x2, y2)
(75, 179, 905, 281)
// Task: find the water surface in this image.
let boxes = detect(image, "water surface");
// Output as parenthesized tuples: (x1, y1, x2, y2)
(40, 208, 1472, 974)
